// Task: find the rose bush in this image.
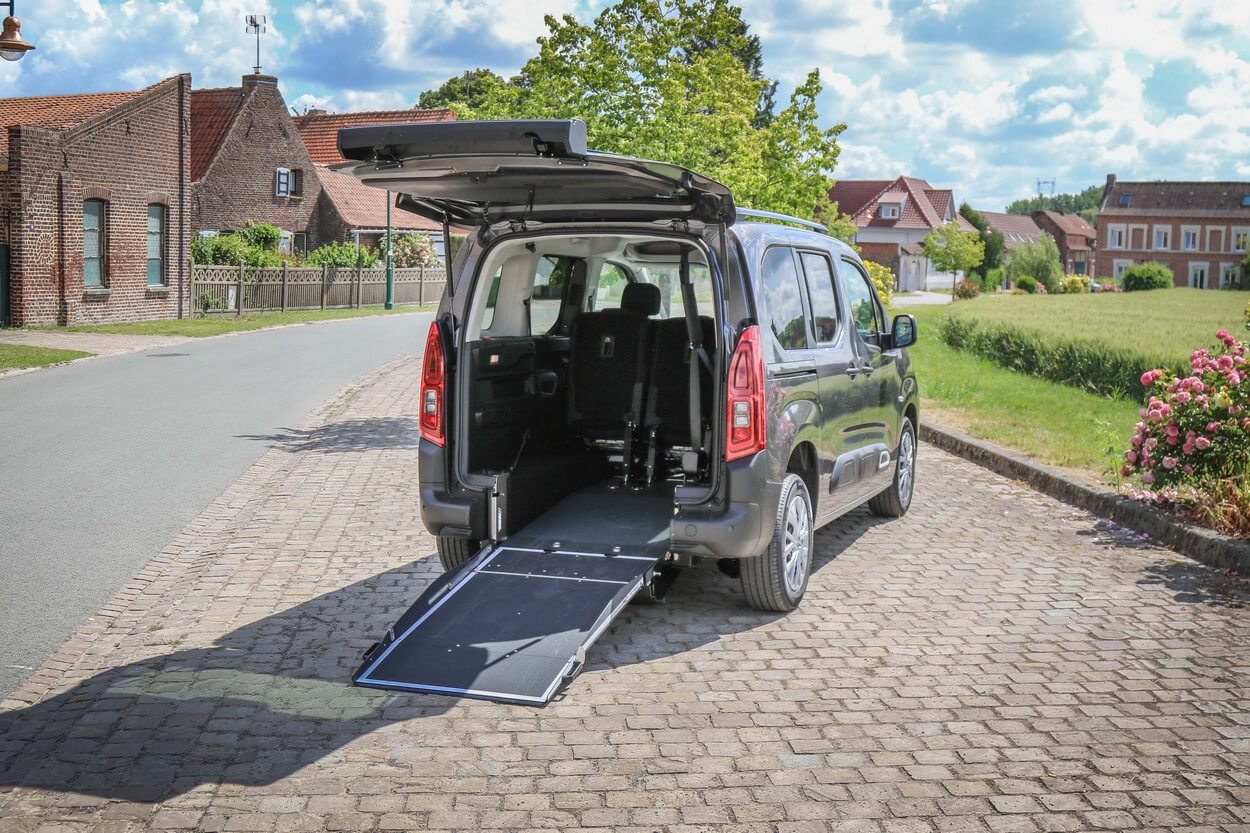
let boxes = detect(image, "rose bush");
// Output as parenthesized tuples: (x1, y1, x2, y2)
(1121, 329, 1250, 535)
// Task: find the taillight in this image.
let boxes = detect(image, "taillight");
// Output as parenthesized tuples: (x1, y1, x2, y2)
(420, 321, 446, 446)
(725, 325, 766, 461)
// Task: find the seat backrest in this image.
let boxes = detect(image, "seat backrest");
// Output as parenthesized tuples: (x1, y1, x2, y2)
(647, 316, 716, 446)
(570, 282, 661, 438)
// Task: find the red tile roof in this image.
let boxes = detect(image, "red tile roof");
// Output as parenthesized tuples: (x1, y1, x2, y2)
(0, 89, 142, 158)
(189, 87, 245, 181)
(1035, 210, 1095, 239)
(831, 176, 973, 232)
(857, 242, 900, 265)
(293, 108, 456, 167)
(979, 211, 1042, 246)
(1101, 179, 1250, 217)
(316, 165, 441, 232)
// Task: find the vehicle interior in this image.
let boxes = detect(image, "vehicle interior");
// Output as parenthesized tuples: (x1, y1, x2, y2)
(456, 233, 721, 556)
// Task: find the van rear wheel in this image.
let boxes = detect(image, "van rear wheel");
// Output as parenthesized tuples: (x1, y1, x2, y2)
(741, 473, 813, 612)
(436, 535, 481, 572)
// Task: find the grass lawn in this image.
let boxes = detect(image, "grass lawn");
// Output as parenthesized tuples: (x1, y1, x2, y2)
(0, 343, 91, 371)
(62, 305, 433, 338)
(944, 287, 1248, 366)
(906, 305, 1141, 478)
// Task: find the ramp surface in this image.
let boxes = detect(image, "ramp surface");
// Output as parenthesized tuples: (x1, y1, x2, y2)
(354, 546, 655, 704)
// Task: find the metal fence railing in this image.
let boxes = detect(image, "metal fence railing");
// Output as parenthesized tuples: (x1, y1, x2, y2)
(190, 264, 444, 315)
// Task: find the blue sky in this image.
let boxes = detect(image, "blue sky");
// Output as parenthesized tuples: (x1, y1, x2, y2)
(4, 0, 1249, 210)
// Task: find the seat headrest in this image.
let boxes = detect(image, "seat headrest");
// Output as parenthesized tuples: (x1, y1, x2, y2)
(621, 282, 661, 316)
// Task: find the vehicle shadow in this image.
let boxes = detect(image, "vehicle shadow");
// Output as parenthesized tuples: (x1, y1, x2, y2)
(234, 417, 421, 454)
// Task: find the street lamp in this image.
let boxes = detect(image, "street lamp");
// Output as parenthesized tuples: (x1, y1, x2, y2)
(0, 1, 35, 63)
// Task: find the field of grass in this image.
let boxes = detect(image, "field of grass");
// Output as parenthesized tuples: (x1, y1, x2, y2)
(905, 306, 1141, 477)
(0, 343, 91, 372)
(946, 287, 1248, 365)
(63, 305, 433, 338)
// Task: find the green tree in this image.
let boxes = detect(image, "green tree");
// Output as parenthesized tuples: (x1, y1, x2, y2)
(473, 0, 846, 230)
(1003, 232, 1063, 292)
(417, 68, 507, 112)
(922, 221, 985, 277)
(1005, 184, 1102, 226)
(957, 202, 1005, 283)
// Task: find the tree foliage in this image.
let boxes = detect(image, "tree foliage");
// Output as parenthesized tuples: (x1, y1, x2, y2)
(471, 0, 847, 231)
(416, 68, 507, 112)
(922, 221, 984, 276)
(957, 202, 1005, 283)
(1003, 232, 1063, 293)
(304, 241, 379, 268)
(1005, 184, 1102, 226)
(190, 233, 281, 267)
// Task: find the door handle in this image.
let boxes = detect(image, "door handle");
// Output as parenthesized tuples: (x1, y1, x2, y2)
(845, 363, 873, 378)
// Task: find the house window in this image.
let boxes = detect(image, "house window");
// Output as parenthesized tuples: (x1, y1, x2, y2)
(1188, 263, 1208, 290)
(1113, 259, 1132, 280)
(146, 204, 167, 286)
(1182, 227, 1199, 251)
(1108, 225, 1125, 249)
(293, 232, 307, 255)
(1234, 228, 1249, 253)
(1118, 193, 1132, 206)
(879, 204, 899, 219)
(1153, 227, 1170, 250)
(83, 199, 107, 287)
(275, 167, 301, 197)
(1221, 263, 1239, 288)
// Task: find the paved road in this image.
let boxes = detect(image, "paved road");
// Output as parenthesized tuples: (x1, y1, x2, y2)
(0, 313, 430, 696)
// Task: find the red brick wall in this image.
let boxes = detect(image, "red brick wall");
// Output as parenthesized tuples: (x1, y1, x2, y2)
(6, 75, 191, 325)
(1095, 213, 1248, 290)
(306, 189, 350, 249)
(191, 76, 321, 237)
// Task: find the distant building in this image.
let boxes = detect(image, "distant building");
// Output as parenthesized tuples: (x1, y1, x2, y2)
(829, 175, 975, 291)
(1096, 174, 1250, 289)
(1032, 210, 1096, 276)
(0, 75, 191, 326)
(977, 211, 1041, 249)
(293, 107, 453, 252)
(190, 74, 321, 255)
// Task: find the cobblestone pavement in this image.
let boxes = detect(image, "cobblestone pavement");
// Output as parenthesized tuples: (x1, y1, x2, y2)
(0, 330, 191, 359)
(1, 355, 1249, 833)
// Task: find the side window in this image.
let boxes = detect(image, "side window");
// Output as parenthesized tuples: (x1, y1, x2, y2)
(587, 262, 631, 312)
(798, 251, 838, 343)
(530, 256, 566, 334)
(839, 259, 883, 346)
(760, 247, 809, 351)
(479, 269, 503, 330)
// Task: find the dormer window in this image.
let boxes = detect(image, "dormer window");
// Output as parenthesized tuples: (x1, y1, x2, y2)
(1118, 193, 1132, 207)
(879, 203, 900, 219)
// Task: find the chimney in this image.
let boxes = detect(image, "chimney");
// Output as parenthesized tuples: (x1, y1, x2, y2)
(1101, 173, 1117, 209)
(242, 73, 278, 91)
(306, 108, 327, 117)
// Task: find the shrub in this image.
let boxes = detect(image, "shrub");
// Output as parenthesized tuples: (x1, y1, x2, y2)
(1121, 262, 1174, 292)
(1014, 275, 1038, 294)
(392, 233, 439, 268)
(235, 221, 283, 251)
(863, 260, 895, 307)
(1121, 329, 1250, 535)
(952, 279, 981, 300)
(190, 233, 282, 267)
(1061, 275, 1091, 294)
(982, 266, 1004, 292)
(1004, 233, 1063, 293)
(305, 241, 380, 268)
(1010, 287, 1029, 295)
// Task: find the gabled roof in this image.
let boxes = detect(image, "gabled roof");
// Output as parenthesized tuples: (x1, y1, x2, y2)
(0, 88, 144, 158)
(979, 210, 1042, 247)
(1034, 210, 1095, 239)
(1101, 179, 1250, 217)
(830, 176, 974, 232)
(294, 108, 456, 167)
(316, 165, 440, 232)
(190, 87, 245, 181)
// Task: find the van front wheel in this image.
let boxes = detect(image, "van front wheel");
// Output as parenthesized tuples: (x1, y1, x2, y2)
(741, 473, 813, 612)
(436, 535, 481, 572)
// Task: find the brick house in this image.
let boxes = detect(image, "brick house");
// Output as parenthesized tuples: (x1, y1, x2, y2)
(190, 74, 321, 254)
(0, 75, 191, 326)
(978, 211, 1042, 249)
(1096, 174, 1250, 289)
(829, 175, 975, 291)
(293, 107, 453, 253)
(1032, 210, 1096, 276)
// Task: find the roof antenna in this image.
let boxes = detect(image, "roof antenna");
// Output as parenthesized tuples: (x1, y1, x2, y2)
(245, 14, 266, 75)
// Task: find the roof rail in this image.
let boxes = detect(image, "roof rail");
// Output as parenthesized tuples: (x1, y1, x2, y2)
(736, 207, 828, 234)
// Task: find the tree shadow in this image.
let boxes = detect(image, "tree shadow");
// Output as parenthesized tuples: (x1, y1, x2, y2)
(235, 417, 421, 453)
(1137, 560, 1250, 610)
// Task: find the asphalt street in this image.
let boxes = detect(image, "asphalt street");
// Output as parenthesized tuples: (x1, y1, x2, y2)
(0, 312, 431, 696)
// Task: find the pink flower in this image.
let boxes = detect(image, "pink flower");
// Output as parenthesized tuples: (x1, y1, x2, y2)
(1140, 370, 1159, 386)
(1208, 421, 1222, 432)
(1120, 465, 1133, 477)
(1125, 450, 1138, 463)
(1182, 442, 1194, 454)
(1194, 436, 1211, 450)
(1228, 372, 1241, 387)
(1142, 471, 1155, 484)
(1174, 391, 1192, 405)
(1166, 425, 1180, 438)
(1145, 437, 1158, 451)
(1182, 465, 1194, 475)
(1217, 355, 1234, 371)
(1166, 436, 1178, 446)
(1161, 456, 1178, 469)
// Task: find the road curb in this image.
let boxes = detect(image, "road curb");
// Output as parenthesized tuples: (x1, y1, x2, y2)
(919, 421, 1250, 577)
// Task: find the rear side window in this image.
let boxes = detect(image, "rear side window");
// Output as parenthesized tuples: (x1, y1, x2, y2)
(839, 259, 884, 346)
(760, 247, 809, 350)
(799, 251, 838, 343)
(589, 261, 712, 318)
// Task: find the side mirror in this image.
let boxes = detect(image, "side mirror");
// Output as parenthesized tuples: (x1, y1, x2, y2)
(891, 314, 917, 349)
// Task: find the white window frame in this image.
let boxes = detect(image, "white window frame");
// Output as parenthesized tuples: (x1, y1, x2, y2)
(1181, 225, 1200, 251)
(275, 167, 294, 197)
(1188, 262, 1208, 290)
(1128, 224, 1148, 250)
(1152, 225, 1171, 251)
(1233, 227, 1250, 253)
(1113, 258, 1132, 279)
(1220, 262, 1238, 288)
(1107, 224, 1126, 249)
(879, 203, 900, 219)
(1207, 226, 1225, 253)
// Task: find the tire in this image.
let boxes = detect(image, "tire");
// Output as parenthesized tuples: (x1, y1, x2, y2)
(741, 473, 813, 612)
(436, 535, 480, 572)
(869, 417, 917, 518)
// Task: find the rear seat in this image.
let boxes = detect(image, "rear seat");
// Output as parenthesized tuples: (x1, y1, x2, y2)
(646, 316, 715, 452)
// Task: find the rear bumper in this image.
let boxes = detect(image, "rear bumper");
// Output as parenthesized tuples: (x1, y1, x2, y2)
(670, 452, 778, 560)
(418, 440, 486, 539)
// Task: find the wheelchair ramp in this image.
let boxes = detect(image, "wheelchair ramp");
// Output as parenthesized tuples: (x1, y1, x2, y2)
(353, 545, 656, 705)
